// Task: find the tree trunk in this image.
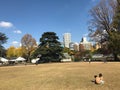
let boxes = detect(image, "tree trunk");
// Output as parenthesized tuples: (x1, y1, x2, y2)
(113, 53, 119, 61)
(26, 51, 31, 63)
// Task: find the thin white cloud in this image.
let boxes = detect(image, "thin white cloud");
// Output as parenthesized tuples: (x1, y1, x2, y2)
(13, 30, 22, 34)
(12, 41, 19, 45)
(0, 21, 13, 28)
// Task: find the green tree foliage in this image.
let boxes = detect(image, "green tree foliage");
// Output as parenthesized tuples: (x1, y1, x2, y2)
(108, 31, 120, 60)
(62, 47, 70, 53)
(108, 0, 120, 60)
(32, 32, 63, 62)
(0, 45, 6, 57)
(0, 32, 8, 45)
(112, 0, 120, 31)
(0, 32, 8, 57)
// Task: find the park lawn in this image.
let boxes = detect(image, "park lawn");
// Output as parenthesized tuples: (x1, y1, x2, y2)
(0, 62, 120, 90)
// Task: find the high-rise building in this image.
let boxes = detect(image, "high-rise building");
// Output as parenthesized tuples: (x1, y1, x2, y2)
(63, 33, 71, 48)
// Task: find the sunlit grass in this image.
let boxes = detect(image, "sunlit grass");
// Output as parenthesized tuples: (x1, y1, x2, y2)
(0, 62, 120, 90)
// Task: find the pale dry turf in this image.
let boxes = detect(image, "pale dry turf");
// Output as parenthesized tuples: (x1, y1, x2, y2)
(0, 62, 120, 90)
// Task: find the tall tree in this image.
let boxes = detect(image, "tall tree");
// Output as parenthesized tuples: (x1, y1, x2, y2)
(108, 31, 120, 60)
(0, 32, 8, 46)
(0, 32, 8, 57)
(32, 32, 63, 62)
(21, 34, 37, 62)
(89, 0, 120, 60)
(0, 45, 6, 57)
(88, 0, 114, 41)
(112, 0, 120, 31)
(108, 0, 120, 60)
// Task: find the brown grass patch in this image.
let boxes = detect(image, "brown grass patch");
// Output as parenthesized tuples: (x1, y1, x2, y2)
(0, 62, 120, 90)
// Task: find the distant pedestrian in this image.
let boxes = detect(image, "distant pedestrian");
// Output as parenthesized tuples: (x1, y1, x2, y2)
(35, 60, 38, 65)
(103, 56, 107, 63)
(89, 58, 91, 64)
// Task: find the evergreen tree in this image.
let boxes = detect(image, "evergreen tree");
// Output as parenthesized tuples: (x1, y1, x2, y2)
(108, 0, 120, 60)
(108, 31, 120, 60)
(112, 0, 120, 31)
(0, 32, 8, 46)
(0, 32, 8, 57)
(32, 32, 63, 63)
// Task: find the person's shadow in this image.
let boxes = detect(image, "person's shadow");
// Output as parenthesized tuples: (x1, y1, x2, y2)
(91, 80, 96, 84)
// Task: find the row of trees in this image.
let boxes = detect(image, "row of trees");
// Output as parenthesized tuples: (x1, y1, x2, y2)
(89, 0, 120, 60)
(0, 31, 91, 62)
(0, 32, 64, 63)
(5, 34, 37, 62)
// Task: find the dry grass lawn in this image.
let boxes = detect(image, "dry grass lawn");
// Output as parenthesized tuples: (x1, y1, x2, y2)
(0, 62, 120, 90)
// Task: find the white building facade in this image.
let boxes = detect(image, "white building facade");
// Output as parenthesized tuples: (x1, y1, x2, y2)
(63, 33, 71, 48)
(80, 37, 92, 51)
(74, 42, 79, 51)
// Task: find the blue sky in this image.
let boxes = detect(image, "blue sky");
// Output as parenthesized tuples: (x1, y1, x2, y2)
(0, 0, 99, 48)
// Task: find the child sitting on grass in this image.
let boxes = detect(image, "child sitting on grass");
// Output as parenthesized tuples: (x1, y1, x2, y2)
(94, 73, 104, 85)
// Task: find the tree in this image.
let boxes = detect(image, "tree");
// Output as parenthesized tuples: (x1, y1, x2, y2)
(21, 34, 37, 62)
(89, 0, 120, 60)
(15, 47, 24, 57)
(7, 46, 16, 59)
(108, 31, 120, 60)
(62, 47, 70, 53)
(88, 0, 113, 37)
(112, 0, 120, 31)
(0, 32, 8, 46)
(6, 46, 26, 59)
(32, 32, 63, 63)
(0, 45, 6, 57)
(108, 0, 120, 60)
(0, 32, 8, 57)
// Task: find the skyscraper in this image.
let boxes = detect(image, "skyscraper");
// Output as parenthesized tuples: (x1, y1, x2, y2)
(63, 33, 71, 48)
